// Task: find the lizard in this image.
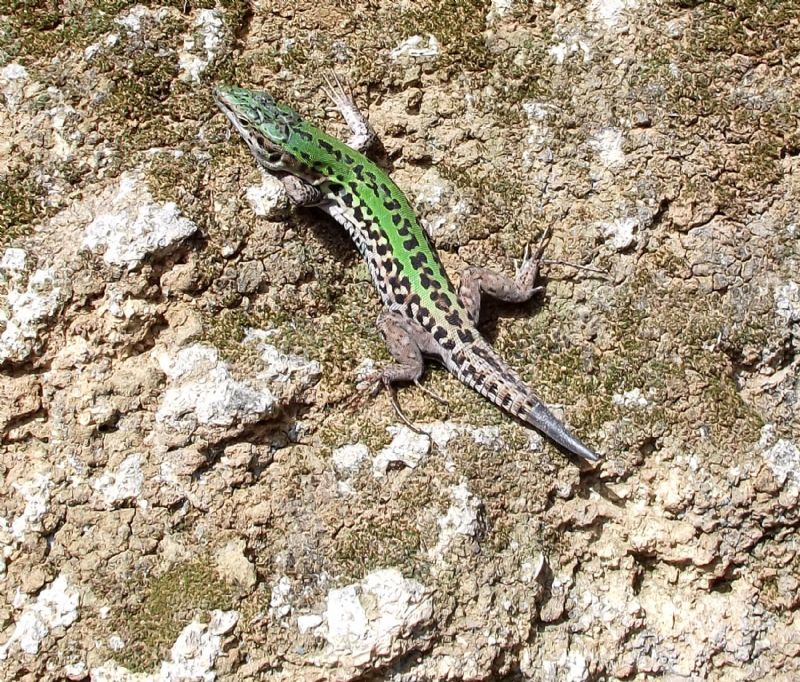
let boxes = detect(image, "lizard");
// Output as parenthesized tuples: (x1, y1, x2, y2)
(213, 77, 600, 462)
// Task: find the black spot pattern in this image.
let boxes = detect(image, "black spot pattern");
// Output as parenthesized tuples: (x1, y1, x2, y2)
(437, 293, 452, 307)
(445, 310, 462, 327)
(410, 252, 428, 269)
(457, 329, 475, 344)
(403, 235, 420, 251)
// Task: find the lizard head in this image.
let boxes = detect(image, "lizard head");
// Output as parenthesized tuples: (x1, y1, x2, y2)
(213, 85, 304, 172)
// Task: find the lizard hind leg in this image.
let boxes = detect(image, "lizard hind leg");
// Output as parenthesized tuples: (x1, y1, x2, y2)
(458, 226, 551, 324)
(360, 311, 432, 432)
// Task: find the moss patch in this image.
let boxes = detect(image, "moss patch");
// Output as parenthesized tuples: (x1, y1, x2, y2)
(0, 168, 49, 245)
(330, 473, 445, 582)
(101, 560, 237, 672)
(495, 271, 767, 452)
(633, 0, 800, 217)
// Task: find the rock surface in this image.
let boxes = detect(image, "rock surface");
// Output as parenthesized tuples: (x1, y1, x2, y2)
(1, 0, 799, 680)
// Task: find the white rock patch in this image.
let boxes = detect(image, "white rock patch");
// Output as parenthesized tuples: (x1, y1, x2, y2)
(270, 576, 294, 622)
(318, 568, 433, 667)
(1, 266, 64, 364)
(372, 425, 432, 478)
(83, 172, 197, 268)
(297, 613, 323, 633)
(179, 9, 225, 82)
(390, 35, 440, 60)
(612, 387, 650, 408)
(600, 216, 637, 251)
(414, 168, 472, 240)
(332, 443, 370, 476)
(431, 482, 483, 558)
(424, 421, 503, 452)
(762, 439, 800, 489)
(245, 172, 289, 218)
(0, 574, 80, 659)
(774, 281, 799, 323)
(160, 610, 238, 680)
(0, 62, 29, 112)
(91, 610, 238, 682)
(243, 328, 321, 387)
(588, 0, 640, 28)
(590, 127, 626, 168)
(0, 247, 27, 273)
(114, 5, 170, 33)
(487, 0, 514, 22)
(156, 344, 276, 430)
(10, 472, 53, 540)
(548, 37, 592, 64)
(93, 453, 145, 508)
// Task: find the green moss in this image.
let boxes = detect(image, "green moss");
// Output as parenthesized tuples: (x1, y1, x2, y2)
(102, 560, 237, 672)
(245, 0, 496, 98)
(331, 475, 443, 582)
(146, 152, 214, 232)
(333, 521, 426, 581)
(679, 0, 800, 61)
(95, 51, 182, 155)
(0, 0, 130, 61)
(437, 160, 530, 247)
(0, 0, 241, 63)
(632, 1, 800, 217)
(0, 168, 49, 245)
(494, 270, 767, 449)
(404, 0, 494, 73)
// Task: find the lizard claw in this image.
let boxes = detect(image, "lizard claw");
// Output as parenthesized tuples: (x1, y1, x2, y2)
(352, 371, 426, 433)
(322, 70, 353, 109)
(414, 379, 450, 409)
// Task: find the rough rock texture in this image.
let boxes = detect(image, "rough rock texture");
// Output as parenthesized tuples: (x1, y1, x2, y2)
(1, 0, 799, 680)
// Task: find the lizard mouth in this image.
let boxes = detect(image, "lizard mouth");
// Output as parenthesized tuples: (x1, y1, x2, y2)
(212, 87, 244, 128)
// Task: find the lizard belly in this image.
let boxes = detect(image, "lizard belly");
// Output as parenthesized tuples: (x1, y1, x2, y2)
(319, 201, 400, 310)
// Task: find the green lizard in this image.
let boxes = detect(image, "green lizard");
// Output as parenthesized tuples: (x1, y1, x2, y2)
(213, 77, 600, 462)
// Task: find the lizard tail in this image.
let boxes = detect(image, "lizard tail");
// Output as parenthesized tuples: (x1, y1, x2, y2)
(451, 340, 600, 462)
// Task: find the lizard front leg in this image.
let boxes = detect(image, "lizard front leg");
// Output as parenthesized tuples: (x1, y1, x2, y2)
(281, 175, 328, 207)
(458, 227, 551, 324)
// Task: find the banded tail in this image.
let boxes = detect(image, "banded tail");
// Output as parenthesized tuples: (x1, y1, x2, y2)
(449, 340, 599, 462)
